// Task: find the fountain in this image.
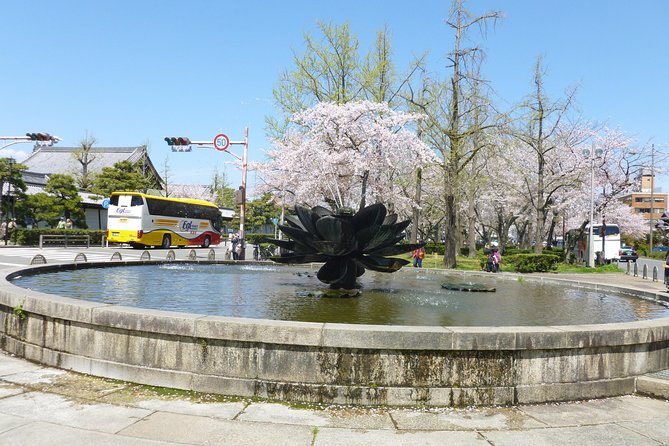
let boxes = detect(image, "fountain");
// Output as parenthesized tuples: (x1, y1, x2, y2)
(1, 204, 669, 406)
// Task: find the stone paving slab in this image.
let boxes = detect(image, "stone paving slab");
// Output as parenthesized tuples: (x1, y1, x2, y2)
(0, 367, 67, 385)
(0, 391, 152, 433)
(0, 353, 43, 376)
(0, 382, 24, 399)
(481, 424, 662, 446)
(619, 419, 669, 445)
(517, 396, 669, 427)
(119, 411, 315, 446)
(131, 398, 246, 420)
(313, 427, 488, 445)
(239, 402, 395, 430)
(389, 406, 546, 431)
(0, 412, 31, 436)
(0, 421, 185, 446)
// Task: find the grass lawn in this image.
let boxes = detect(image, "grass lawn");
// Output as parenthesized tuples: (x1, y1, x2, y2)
(402, 252, 625, 274)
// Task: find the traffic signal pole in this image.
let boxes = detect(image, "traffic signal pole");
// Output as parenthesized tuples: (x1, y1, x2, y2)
(166, 128, 250, 260)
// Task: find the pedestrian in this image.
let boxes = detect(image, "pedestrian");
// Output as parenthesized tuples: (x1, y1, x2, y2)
(492, 248, 502, 273)
(486, 250, 496, 272)
(664, 251, 669, 287)
(65, 218, 73, 229)
(4, 219, 16, 245)
(0, 221, 5, 242)
(57, 217, 66, 229)
(412, 245, 425, 268)
(231, 233, 239, 260)
(235, 241, 243, 260)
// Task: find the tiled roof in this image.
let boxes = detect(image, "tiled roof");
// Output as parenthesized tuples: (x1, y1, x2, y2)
(20, 146, 152, 176)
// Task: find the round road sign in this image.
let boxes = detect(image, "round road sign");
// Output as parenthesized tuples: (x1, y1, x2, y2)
(214, 133, 230, 151)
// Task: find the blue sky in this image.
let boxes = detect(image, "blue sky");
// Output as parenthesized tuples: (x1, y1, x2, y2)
(2, 1, 668, 194)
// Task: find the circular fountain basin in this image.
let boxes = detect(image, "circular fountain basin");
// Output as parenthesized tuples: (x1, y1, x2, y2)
(2, 260, 669, 407)
(10, 263, 669, 326)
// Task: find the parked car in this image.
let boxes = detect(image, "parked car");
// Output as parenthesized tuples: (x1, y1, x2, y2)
(652, 246, 669, 253)
(619, 247, 639, 262)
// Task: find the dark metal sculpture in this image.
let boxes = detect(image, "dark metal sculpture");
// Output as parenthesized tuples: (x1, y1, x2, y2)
(268, 203, 424, 289)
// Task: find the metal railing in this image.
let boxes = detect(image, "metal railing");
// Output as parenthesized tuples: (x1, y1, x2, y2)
(39, 234, 90, 249)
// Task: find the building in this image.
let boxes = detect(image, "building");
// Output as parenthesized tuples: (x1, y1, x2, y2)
(19, 145, 162, 230)
(621, 170, 668, 223)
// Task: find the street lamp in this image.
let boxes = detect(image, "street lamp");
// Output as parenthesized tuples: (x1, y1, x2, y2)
(165, 128, 250, 259)
(583, 145, 603, 267)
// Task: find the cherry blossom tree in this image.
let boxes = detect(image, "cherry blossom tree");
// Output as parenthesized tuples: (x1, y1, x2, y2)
(253, 100, 437, 214)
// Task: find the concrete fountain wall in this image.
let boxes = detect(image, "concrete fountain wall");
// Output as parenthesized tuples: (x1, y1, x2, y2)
(1, 261, 669, 407)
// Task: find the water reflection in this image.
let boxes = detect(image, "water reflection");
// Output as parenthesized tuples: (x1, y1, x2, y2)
(12, 264, 669, 326)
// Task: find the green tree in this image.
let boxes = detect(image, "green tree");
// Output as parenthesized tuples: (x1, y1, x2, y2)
(211, 168, 236, 208)
(89, 160, 155, 197)
(22, 174, 86, 228)
(0, 159, 27, 224)
(245, 193, 281, 233)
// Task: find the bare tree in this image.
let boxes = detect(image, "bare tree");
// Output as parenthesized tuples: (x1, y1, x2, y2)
(406, 0, 502, 268)
(72, 132, 97, 189)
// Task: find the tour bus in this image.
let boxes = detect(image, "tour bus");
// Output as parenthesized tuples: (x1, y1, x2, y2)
(106, 192, 230, 248)
(566, 223, 621, 264)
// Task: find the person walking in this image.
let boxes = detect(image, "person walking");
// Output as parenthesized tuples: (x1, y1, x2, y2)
(412, 246, 425, 268)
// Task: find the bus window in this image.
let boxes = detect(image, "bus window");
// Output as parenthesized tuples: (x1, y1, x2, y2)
(131, 195, 144, 206)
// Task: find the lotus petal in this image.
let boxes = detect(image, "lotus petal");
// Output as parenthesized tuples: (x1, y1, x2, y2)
(351, 202, 387, 230)
(284, 214, 305, 230)
(383, 213, 398, 225)
(270, 253, 329, 264)
(357, 255, 409, 272)
(360, 226, 398, 253)
(312, 206, 334, 218)
(317, 258, 357, 288)
(295, 205, 321, 235)
(277, 225, 320, 250)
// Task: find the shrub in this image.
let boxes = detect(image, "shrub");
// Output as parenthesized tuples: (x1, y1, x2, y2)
(505, 253, 561, 273)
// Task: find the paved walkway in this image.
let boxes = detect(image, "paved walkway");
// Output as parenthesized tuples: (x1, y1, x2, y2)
(0, 351, 668, 445)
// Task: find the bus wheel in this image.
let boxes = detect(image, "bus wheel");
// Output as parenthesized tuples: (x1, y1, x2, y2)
(202, 236, 211, 248)
(161, 235, 171, 249)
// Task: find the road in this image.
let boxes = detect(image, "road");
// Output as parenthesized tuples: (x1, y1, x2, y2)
(619, 257, 666, 283)
(0, 244, 235, 270)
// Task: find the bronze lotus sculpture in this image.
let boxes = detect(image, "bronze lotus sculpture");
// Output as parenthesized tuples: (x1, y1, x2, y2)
(268, 203, 424, 289)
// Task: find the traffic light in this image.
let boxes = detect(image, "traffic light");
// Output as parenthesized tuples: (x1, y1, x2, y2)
(26, 132, 54, 142)
(164, 137, 191, 146)
(164, 136, 192, 152)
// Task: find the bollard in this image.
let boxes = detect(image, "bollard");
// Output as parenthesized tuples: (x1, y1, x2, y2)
(166, 250, 176, 261)
(633, 262, 638, 277)
(73, 253, 87, 263)
(626, 261, 631, 275)
(140, 251, 151, 261)
(653, 266, 658, 282)
(208, 249, 216, 261)
(110, 252, 123, 261)
(642, 264, 648, 280)
(188, 250, 197, 260)
(30, 254, 47, 265)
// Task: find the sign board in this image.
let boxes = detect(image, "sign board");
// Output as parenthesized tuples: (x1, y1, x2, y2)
(101, 198, 111, 209)
(214, 133, 230, 151)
